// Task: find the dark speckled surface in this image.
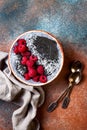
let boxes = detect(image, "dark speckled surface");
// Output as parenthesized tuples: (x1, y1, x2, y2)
(0, 0, 87, 130)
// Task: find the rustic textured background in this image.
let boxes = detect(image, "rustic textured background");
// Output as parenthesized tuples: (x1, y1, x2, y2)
(0, 0, 87, 130)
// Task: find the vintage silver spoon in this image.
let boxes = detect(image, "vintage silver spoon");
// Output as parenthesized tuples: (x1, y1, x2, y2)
(47, 71, 82, 112)
(47, 61, 82, 112)
(47, 83, 71, 112)
(71, 61, 82, 73)
(62, 72, 81, 109)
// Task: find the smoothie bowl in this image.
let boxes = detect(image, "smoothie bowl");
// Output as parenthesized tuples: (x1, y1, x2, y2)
(8, 30, 64, 86)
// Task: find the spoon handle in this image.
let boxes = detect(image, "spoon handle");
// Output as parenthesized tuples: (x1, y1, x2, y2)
(47, 101, 58, 113)
(47, 83, 72, 112)
(62, 84, 74, 109)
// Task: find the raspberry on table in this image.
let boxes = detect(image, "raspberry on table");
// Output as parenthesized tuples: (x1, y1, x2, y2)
(17, 39, 26, 45)
(39, 75, 47, 83)
(37, 65, 44, 75)
(18, 44, 27, 53)
(24, 73, 30, 80)
(30, 55, 38, 62)
(28, 68, 37, 77)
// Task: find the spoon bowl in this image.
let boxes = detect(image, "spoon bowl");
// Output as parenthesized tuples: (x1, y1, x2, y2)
(69, 72, 81, 85)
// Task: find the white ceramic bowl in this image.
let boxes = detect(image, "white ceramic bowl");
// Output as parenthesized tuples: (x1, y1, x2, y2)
(8, 30, 64, 86)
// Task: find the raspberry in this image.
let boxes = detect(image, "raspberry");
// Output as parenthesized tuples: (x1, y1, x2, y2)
(26, 60, 34, 68)
(18, 44, 27, 53)
(33, 75, 39, 82)
(21, 51, 31, 57)
(17, 39, 26, 45)
(37, 65, 44, 75)
(21, 56, 28, 65)
(39, 75, 47, 83)
(21, 60, 26, 65)
(24, 73, 30, 80)
(30, 55, 38, 62)
(28, 68, 37, 77)
(14, 45, 19, 54)
(27, 65, 36, 72)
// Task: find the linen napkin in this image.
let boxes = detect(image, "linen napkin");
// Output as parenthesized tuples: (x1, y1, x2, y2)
(0, 51, 45, 130)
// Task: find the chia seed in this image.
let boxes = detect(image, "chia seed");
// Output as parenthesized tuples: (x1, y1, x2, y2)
(15, 54, 27, 75)
(27, 36, 59, 76)
(16, 63, 27, 76)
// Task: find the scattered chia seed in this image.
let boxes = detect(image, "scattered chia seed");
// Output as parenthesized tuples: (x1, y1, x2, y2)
(15, 54, 27, 75)
(16, 63, 27, 76)
(27, 36, 59, 76)
(17, 54, 22, 60)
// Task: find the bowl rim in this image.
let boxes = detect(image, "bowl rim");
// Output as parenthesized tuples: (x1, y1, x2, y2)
(8, 30, 64, 86)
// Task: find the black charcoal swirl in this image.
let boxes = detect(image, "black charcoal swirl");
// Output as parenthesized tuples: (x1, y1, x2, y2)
(27, 36, 60, 76)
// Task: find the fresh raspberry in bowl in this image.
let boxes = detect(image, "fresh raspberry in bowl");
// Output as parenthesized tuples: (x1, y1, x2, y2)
(8, 30, 64, 86)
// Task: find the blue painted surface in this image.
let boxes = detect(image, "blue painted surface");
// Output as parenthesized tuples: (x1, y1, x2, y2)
(0, 0, 87, 45)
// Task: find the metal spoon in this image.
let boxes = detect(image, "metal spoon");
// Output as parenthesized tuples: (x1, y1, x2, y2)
(62, 72, 81, 109)
(47, 61, 82, 112)
(71, 61, 82, 73)
(47, 83, 72, 112)
(47, 75, 74, 113)
(47, 72, 82, 112)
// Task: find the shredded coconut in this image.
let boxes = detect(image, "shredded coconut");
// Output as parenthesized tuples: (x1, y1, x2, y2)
(26, 34, 60, 76)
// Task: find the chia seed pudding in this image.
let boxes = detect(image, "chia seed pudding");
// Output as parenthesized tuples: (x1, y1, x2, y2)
(9, 31, 63, 86)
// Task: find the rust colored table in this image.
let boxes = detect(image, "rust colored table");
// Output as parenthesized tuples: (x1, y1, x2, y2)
(0, 0, 87, 130)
